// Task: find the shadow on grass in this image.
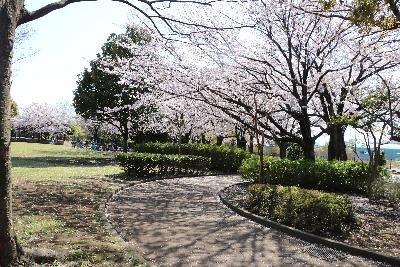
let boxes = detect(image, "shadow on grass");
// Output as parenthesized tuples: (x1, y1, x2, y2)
(14, 178, 109, 235)
(12, 156, 116, 168)
(13, 176, 135, 265)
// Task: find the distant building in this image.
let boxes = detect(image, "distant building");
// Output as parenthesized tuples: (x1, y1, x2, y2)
(355, 143, 400, 160)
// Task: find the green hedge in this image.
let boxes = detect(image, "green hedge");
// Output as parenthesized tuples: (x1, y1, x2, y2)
(246, 184, 358, 236)
(240, 155, 373, 194)
(133, 142, 250, 173)
(116, 152, 211, 179)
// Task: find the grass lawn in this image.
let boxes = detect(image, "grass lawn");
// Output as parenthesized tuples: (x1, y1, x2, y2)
(11, 142, 146, 267)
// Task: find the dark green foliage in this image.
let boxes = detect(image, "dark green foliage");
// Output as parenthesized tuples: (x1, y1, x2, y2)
(133, 142, 250, 173)
(116, 152, 211, 179)
(101, 27, 152, 58)
(378, 151, 386, 166)
(246, 184, 358, 236)
(286, 143, 303, 160)
(321, 0, 400, 30)
(239, 155, 379, 195)
(239, 155, 260, 180)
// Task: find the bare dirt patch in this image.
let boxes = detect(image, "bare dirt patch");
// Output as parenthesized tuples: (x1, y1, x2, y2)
(13, 174, 145, 266)
(341, 196, 400, 257)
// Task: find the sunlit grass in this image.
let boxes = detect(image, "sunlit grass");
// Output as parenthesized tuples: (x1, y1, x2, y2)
(11, 142, 114, 158)
(15, 215, 67, 246)
(11, 142, 122, 182)
(12, 165, 121, 181)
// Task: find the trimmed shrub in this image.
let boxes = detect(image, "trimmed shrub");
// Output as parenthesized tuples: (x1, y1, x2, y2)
(133, 142, 250, 173)
(371, 178, 400, 209)
(240, 155, 374, 195)
(25, 138, 39, 143)
(286, 143, 303, 160)
(116, 152, 211, 179)
(246, 184, 358, 236)
(11, 137, 25, 142)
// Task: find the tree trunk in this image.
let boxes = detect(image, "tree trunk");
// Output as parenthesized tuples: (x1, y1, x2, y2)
(328, 125, 347, 161)
(249, 134, 254, 153)
(92, 125, 100, 144)
(258, 134, 266, 184)
(238, 136, 246, 150)
(122, 126, 129, 153)
(180, 132, 190, 144)
(235, 134, 240, 148)
(277, 141, 288, 159)
(0, 2, 24, 266)
(201, 133, 206, 144)
(216, 135, 224, 146)
(366, 150, 380, 197)
(298, 110, 315, 160)
(302, 139, 315, 160)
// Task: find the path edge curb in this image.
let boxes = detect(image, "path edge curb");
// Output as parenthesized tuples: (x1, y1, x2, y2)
(100, 178, 148, 266)
(218, 183, 400, 266)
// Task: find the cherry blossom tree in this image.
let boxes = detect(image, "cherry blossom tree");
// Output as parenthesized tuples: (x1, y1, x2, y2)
(299, 1, 400, 144)
(156, 95, 238, 144)
(157, 97, 207, 143)
(133, 49, 292, 154)
(179, 0, 400, 160)
(97, 27, 229, 146)
(102, 38, 242, 146)
(12, 102, 72, 140)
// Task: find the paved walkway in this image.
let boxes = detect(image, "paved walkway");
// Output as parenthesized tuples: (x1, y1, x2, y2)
(105, 175, 386, 266)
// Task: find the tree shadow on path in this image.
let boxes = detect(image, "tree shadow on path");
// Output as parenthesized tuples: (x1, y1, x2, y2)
(106, 177, 384, 267)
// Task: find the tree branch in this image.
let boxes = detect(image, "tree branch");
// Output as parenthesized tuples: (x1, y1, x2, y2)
(18, 0, 99, 25)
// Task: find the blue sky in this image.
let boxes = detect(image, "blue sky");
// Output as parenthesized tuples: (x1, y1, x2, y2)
(12, 0, 136, 105)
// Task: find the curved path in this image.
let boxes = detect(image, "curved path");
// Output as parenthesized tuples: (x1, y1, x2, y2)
(105, 175, 387, 266)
